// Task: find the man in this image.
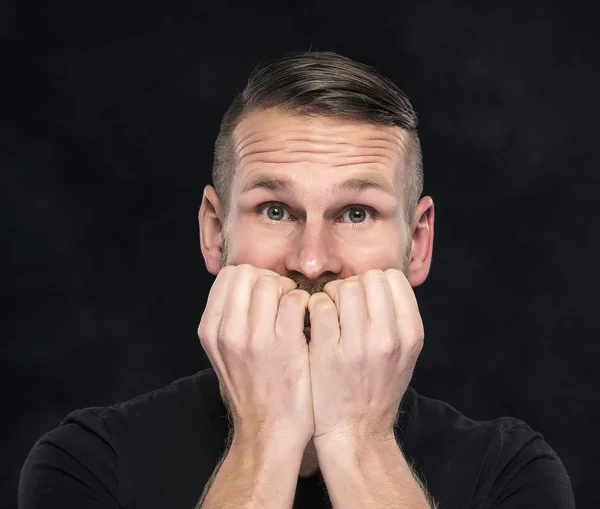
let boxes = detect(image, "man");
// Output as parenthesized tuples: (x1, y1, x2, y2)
(19, 51, 575, 509)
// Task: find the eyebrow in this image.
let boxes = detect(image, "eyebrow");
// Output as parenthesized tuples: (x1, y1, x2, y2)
(240, 175, 396, 197)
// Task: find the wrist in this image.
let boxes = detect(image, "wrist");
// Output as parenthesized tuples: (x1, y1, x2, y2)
(313, 431, 397, 462)
(232, 429, 309, 459)
(314, 429, 395, 449)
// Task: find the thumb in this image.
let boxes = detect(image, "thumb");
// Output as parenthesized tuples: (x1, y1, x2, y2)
(308, 292, 340, 348)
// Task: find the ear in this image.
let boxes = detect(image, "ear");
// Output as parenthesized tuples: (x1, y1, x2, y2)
(406, 196, 435, 287)
(199, 185, 225, 276)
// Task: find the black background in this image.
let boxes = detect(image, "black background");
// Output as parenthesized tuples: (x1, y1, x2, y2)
(2, 1, 598, 508)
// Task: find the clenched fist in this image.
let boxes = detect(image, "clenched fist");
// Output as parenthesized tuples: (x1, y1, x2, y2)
(198, 264, 314, 446)
(308, 268, 424, 443)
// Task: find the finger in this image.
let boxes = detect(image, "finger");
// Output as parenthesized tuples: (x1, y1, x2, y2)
(215, 266, 295, 408)
(308, 292, 340, 348)
(385, 268, 424, 356)
(207, 268, 257, 408)
(197, 266, 247, 410)
(322, 280, 340, 306)
(337, 280, 368, 351)
(248, 274, 299, 349)
(218, 266, 257, 353)
(275, 289, 310, 347)
(198, 265, 236, 358)
(361, 270, 397, 349)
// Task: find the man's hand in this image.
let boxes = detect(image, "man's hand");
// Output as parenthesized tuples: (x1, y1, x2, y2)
(307, 268, 424, 443)
(198, 264, 314, 446)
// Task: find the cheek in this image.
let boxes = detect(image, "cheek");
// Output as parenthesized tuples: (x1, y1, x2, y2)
(227, 225, 288, 265)
(340, 237, 401, 268)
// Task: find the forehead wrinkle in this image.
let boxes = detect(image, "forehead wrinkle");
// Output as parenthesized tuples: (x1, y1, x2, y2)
(329, 155, 397, 168)
(237, 137, 403, 166)
(236, 130, 402, 149)
(240, 145, 398, 159)
(234, 124, 405, 158)
(238, 152, 399, 172)
(240, 157, 397, 172)
(232, 112, 411, 190)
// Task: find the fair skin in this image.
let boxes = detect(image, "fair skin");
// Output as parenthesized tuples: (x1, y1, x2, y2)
(197, 108, 435, 508)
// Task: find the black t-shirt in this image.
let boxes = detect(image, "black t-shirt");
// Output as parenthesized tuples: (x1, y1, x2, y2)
(19, 368, 575, 508)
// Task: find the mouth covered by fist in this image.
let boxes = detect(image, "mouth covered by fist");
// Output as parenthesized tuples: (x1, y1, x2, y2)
(197, 264, 424, 447)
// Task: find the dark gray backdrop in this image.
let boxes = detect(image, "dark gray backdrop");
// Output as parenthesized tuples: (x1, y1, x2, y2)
(2, 1, 598, 508)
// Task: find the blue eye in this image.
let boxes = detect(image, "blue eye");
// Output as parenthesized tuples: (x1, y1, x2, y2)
(259, 203, 288, 221)
(342, 207, 370, 224)
(258, 202, 377, 226)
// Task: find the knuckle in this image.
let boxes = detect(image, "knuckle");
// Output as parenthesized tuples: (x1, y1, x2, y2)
(249, 264, 280, 279)
(197, 320, 208, 340)
(280, 290, 303, 304)
(379, 340, 396, 356)
(280, 275, 297, 287)
(341, 280, 362, 293)
(414, 321, 425, 342)
(247, 334, 268, 357)
(262, 267, 283, 278)
(295, 289, 311, 302)
(220, 335, 246, 359)
(197, 315, 213, 341)
(372, 272, 388, 284)
(219, 320, 245, 348)
(314, 298, 336, 313)
(364, 268, 385, 281)
(256, 273, 280, 286)
(386, 267, 406, 281)
(255, 275, 282, 295)
(408, 333, 424, 357)
(220, 265, 235, 277)
(346, 346, 365, 365)
(416, 332, 425, 350)
(233, 263, 255, 277)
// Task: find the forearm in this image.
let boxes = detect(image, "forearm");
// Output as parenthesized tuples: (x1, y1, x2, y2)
(315, 435, 436, 509)
(197, 433, 306, 509)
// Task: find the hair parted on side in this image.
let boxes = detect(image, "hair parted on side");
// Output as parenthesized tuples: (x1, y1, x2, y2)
(212, 51, 423, 228)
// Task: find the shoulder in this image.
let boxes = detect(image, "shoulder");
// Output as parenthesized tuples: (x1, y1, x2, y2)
(400, 387, 534, 441)
(95, 367, 223, 427)
(63, 367, 226, 455)
(19, 368, 226, 508)
(50, 367, 224, 446)
(399, 388, 575, 509)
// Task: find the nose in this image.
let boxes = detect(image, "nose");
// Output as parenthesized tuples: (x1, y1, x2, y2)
(286, 222, 343, 281)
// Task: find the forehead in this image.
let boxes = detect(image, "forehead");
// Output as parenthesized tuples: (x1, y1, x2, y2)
(231, 108, 409, 190)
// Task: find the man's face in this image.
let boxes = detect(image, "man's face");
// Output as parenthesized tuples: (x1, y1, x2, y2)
(206, 109, 417, 337)
(218, 109, 413, 296)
